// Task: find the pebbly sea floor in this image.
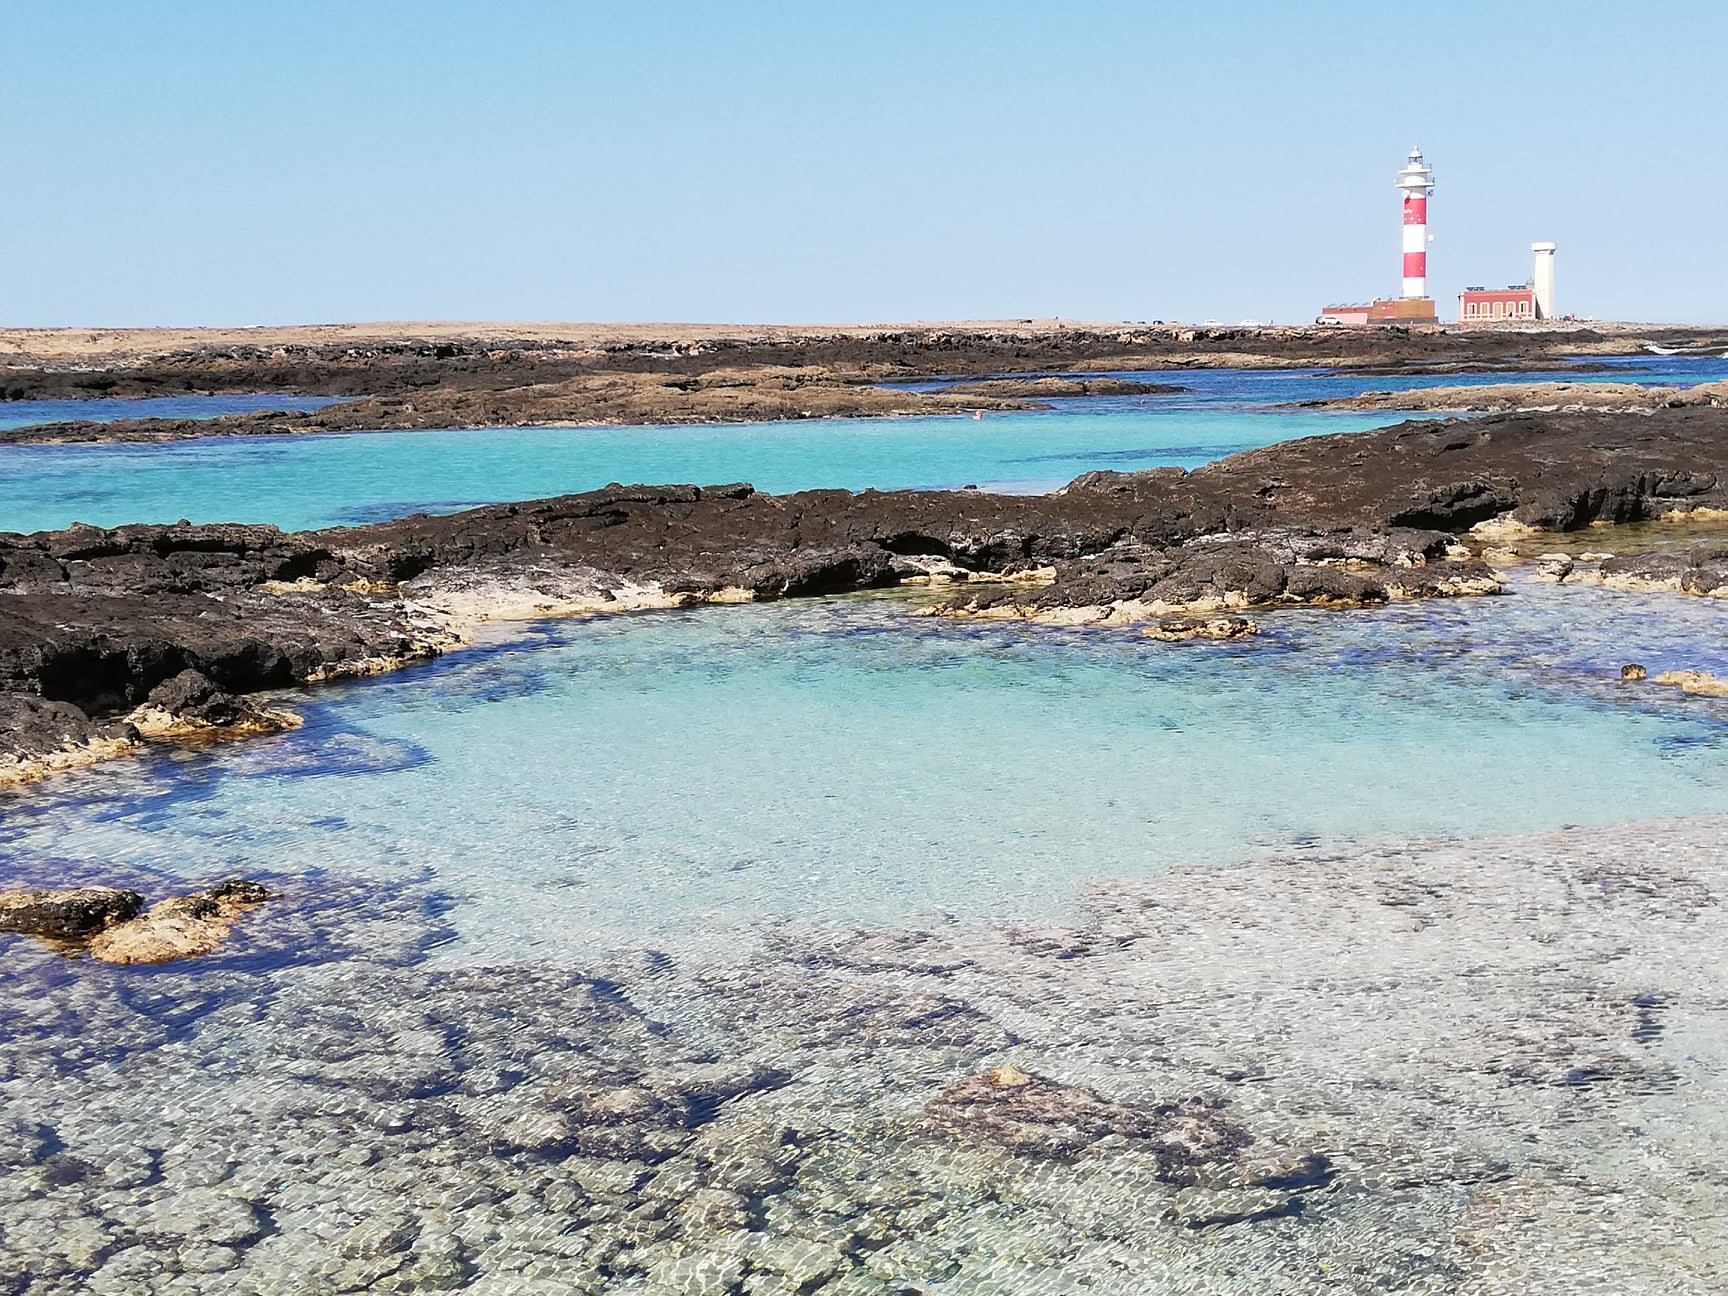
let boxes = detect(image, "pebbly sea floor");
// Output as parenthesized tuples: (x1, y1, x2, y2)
(7, 364, 1728, 1293)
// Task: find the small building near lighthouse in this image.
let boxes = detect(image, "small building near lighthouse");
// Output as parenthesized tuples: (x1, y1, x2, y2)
(1367, 297, 1438, 323)
(1458, 243, 1557, 325)
(1319, 303, 1372, 326)
(1319, 298, 1440, 326)
(1459, 285, 1537, 323)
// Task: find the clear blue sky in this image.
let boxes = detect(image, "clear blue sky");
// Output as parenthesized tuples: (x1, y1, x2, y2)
(5, 1, 1723, 326)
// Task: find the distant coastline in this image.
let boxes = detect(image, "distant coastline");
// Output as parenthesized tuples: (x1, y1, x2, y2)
(3, 320, 1725, 444)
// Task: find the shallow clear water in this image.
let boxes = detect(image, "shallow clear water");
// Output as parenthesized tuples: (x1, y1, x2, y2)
(898, 353, 1728, 405)
(5, 357, 1723, 535)
(0, 393, 346, 432)
(0, 407, 1414, 534)
(6, 362, 1728, 1292)
(7, 578, 1726, 965)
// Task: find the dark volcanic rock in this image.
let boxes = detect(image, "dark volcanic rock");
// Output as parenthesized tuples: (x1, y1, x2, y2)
(144, 669, 261, 727)
(925, 529, 1498, 624)
(8, 323, 1723, 442)
(1599, 545, 1728, 597)
(6, 323, 1725, 409)
(0, 694, 133, 766)
(1184, 408, 1728, 531)
(0, 887, 145, 940)
(0, 586, 442, 713)
(0, 367, 1049, 443)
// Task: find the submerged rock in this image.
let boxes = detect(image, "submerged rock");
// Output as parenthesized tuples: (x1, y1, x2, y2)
(85, 880, 276, 965)
(923, 1065, 1249, 1175)
(1650, 669, 1728, 699)
(1144, 615, 1260, 642)
(5, 816, 1728, 1290)
(1170, 1185, 1302, 1228)
(492, 1062, 793, 1163)
(0, 887, 144, 940)
(0, 879, 277, 965)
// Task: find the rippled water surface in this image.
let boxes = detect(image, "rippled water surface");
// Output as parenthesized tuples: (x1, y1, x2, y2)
(6, 584, 1728, 1291)
(8, 578, 1727, 964)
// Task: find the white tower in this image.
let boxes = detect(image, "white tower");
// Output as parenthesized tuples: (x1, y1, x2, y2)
(1396, 148, 1435, 300)
(1531, 242, 1557, 319)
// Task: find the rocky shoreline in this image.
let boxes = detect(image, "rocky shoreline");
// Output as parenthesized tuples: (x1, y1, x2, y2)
(1299, 379, 1728, 415)
(5, 322, 1726, 442)
(7, 405, 1728, 787)
(0, 368, 1053, 445)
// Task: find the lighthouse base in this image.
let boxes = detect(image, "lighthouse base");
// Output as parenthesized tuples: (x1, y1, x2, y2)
(1368, 297, 1438, 324)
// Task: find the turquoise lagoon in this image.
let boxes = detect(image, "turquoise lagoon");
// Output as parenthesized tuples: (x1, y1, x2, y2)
(4, 355, 1726, 535)
(1, 406, 1410, 534)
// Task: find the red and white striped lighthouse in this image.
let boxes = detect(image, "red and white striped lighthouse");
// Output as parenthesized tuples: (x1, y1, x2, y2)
(1396, 147, 1435, 299)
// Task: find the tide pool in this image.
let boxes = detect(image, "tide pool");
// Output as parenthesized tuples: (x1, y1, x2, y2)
(7, 577, 1726, 965)
(0, 406, 1409, 534)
